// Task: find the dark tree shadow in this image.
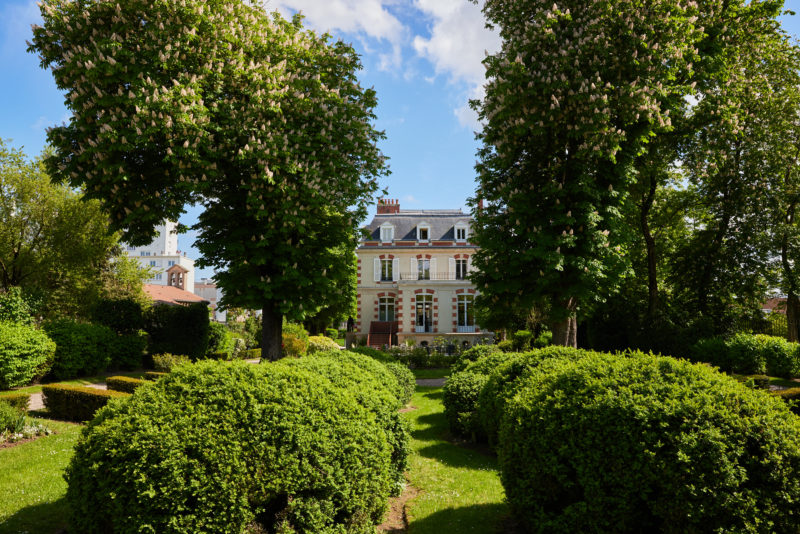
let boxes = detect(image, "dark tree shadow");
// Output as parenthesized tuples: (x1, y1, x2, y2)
(408, 503, 522, 534)
(415, 442, 498, 470)
(0, 496, 69, 534)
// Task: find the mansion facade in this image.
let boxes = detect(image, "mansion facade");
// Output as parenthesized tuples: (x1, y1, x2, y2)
(356, 199, 490, 347)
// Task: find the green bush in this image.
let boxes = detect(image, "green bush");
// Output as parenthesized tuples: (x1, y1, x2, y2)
(145, 303, 210, 360)
(204, 351, 230, 361)
(44, 319, 116, 379)
(0, 392, 30, 412)
(443, 371, 490, 440)
(111, 330, 147, 370)
(43, 384, 129, 422)
(92, 298, 145, 334)
(207, 321, 234, 355)
(726, 332, 768, 375)
(499, 352, 800, 533)
(772, 387, 800, 415)
(0, 287, 34, 325)
(241, 348, 261, 360)
(497, 339, 513, 352)
(533, 329, 552, 348)
(452, 344, 501, 373)
(0, 321, 56, 388)
(0, 401, 25, 433)
(755, 334, 800, 378)
(690, 336, 729, 368)
(106, 376, 147, 393)
(151, 353, 191, 372)
(385, 362, 415, 405)
(512, 330, 533, 351)
(325, 327, 339, 338)
(65, 360, 393, 533)
(352, 346, 397, 364)
(277, 355, 410, 492)
(307, 335, 341, 354)
(387, 346, 458, 368)
(143, 371, 167, 381)
(692, 334, 800, 378)
(310, 350, 404, 407)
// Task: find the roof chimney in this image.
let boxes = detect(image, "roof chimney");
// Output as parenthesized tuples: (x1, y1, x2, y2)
(376, 198, 400, 215)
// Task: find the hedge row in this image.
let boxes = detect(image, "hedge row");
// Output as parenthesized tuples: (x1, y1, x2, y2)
(443, 347, 800, 532)
(42, 384, 129, 422)
(65, 360, 395, 533)
(106, 376, 147, 393)
(0, 321, 56, 389)
(0, 392, 30, 412)
(691, 333, 800, 378)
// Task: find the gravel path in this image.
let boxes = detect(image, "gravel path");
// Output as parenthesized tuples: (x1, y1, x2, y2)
(28, 382, 107, 412)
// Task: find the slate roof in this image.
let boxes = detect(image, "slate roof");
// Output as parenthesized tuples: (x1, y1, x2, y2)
(363, 210, 473, 241)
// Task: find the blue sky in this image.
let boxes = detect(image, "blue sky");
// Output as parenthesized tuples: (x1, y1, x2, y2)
(1, 0, 798, 279)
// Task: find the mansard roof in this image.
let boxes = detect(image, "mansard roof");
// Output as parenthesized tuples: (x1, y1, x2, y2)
(363, 209, 472, 241)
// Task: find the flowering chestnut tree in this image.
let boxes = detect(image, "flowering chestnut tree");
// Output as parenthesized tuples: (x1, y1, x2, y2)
(29, 0, 387, 360)
(469, 0, 703, 345)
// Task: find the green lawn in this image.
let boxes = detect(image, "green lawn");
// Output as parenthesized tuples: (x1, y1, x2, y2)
(0, 419, 82, 534)
(0, 370, 146, 396)
(411, 368, 450, 380)
(402, 386, 508, 533)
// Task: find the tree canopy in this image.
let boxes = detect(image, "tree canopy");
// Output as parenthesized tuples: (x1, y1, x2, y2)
(29, 0, 388, 359)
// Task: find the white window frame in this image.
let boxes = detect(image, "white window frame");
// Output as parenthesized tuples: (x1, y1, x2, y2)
(379, 297, 395, 322)
(417, 259, 431, 280)
(417, 222, 430, 243)
(455, 259, 468, 280)
(380, 259, 393, 281)
(455, 224, 468, 242)
(457, 294, 475, 330)
(380, 223, 395, 243)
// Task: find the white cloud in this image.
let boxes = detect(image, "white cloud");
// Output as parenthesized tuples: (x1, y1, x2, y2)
(412, 0, 500, 129)
(402, 194, 418, 203)
(272, 0, 406, 69)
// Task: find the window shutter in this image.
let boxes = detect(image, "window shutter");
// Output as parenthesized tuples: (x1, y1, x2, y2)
(430, 258, 437, 277)
(468, 256, 474, 273)
(392, 258, 399, 281)
(410, 258, 416, 274)
(448, 258, 456, 279)
(373, 258, 380, 282)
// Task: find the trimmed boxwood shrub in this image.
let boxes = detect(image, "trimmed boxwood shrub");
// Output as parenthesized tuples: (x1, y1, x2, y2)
(152, 353, 190, 372)
(204, 351, 230, 361)
(277, 355, 410, 492)
(692, 334, 800, 378)
(143, 371, 166, 381)
(350, 346, 397, 364)
(443, 372, 489, 439)
(0, 401, 25, 432)
(497, 339, 513, 352)
(0, 392, 31, 412)
(754, 334, 800, 378)
(385, 362, 415, 405)
(207, 321, 233, 355)
(44, 319, 116, 379)
(0, 321, 56, 388)
(92, 298, 145, 334)
(499, 352, 800, 533)
(310, 350, 404, 407)
(43, 384, 129, 422)
(111, 331, 147, 370)
(65, 360, 393, 533)
(772, 387, 800, 415)
(145, 303, 210, 360)
(106, 376, 147, 393)
(241, 348, 261, 360)
(307, 335, 340, 354)
(452, 344, 501, 373)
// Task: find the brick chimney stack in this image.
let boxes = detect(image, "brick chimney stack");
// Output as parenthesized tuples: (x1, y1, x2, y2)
(376, 198, 400, 214)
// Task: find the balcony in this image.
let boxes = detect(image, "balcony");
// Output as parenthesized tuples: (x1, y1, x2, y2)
(399, 272, 469, 281)
(456, 325, 476, 333)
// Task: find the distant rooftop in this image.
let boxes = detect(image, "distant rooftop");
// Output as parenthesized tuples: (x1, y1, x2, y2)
(364, 199, 472, 242)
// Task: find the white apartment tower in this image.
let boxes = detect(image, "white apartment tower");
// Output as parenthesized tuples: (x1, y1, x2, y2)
(124, 222, 196, 293)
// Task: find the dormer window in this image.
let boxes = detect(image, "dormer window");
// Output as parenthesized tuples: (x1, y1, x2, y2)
(417, 223, 430, 242)
(380, 223, 394, 243)
(455, 224, 468, 242)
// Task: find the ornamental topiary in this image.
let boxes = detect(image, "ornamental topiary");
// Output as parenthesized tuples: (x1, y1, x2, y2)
(306, 335, 340, 354)
(310, 350, 405, 408)
(44, 319, 116, 379)
(451, 344, 501, 373)
(65, 360, 393, 534)
(0, 321, 56, 388)
(499, 352, 800, 533)
(442, 371, 490, 439)
(384, 362, 415, 405)
(277, 355, 410, 492)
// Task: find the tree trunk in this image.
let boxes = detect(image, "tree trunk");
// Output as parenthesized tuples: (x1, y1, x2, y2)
(261, 301, 283, 362)
(787, 294, 800, 343)
(550, 297, 578, 347)
(640, 174, 659, 319)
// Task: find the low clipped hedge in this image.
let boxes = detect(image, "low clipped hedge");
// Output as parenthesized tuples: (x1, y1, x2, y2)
(106, 376, 147, 393)
(65, 360, 393, 533)
(349, 346, 397, 364)
(0, 321, 56, 389)
(0, 392, 30, 412)
(691, 333, 800, 378)
(143, 371, 167, 381)
(152, 353, 190, 372)
(385, 362, 415, 405)
(277, 354, 410, 492)
(772, 387, 800, 415)
(241, 348, 261, 360)
(44, 319, 116, 379)
(499, 352, 800, 533)
(42, 384, 129, 422)
(307, 335, 341, 354)
(204, 351, 230, 361)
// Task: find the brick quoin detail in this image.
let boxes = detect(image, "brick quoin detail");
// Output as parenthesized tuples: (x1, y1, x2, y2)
(378, 254, 395, 260)
(455, 288, 477, 295)
(415, 254, 432, 259)
(426, 289, 435, 294)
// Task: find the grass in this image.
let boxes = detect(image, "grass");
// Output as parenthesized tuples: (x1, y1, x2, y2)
(411, 368, 450, 380)
(0, 419, 82, 534)
(402, 386, 508, 533)
(731, 373, 800, 389)
(0, 370, 145, 396)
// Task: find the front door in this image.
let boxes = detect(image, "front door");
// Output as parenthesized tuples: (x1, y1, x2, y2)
(416, 295, 432, 333)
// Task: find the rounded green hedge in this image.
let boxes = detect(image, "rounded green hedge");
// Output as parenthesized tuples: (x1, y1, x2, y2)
(499, 353, 800, 533)
(384, 362, 415, 405)
(65, 360, 393, 533)
(311, 350, 404, 407)
(44, 319, 116, 379)
(442, 371, 489, 439)
(306, 335, 341, 354)
(451, 344, 501, 373)
(0, 321, 56, 389)
(277, 355, 410, 492)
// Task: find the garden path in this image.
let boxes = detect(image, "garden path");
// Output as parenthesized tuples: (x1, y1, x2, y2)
(28, 382, 107, 411)
(415, 378, 446, 387)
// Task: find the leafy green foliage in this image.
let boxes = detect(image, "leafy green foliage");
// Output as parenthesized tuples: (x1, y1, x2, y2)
(105, 376, 147, 394)
(206, 321, 234, 355)
(306, 335, 340, 354)
(0, 401, 25, 433)
(442, 372, 489, 440)
(43, 319, 115, 379)
(452, 344, 501, 373)
(110, 331, 147, 370)
(151, 353, 190, 372)
(145, 303, 210, 360)
(499, 353, 800, 533)
(0, 287, 34, 325)
(0, 321, 56, 388)
(143, 371, 167, 381)
(65, 361, 393, 533)
(42, 384, 128, 422)
(0, 393, 30, 412)
(309, 350, 404, 408)
(29, 1, 388, 359)
(691, 333, 800, 378)
(91, 298, 145, 334)
(384, 362, 415, 405)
